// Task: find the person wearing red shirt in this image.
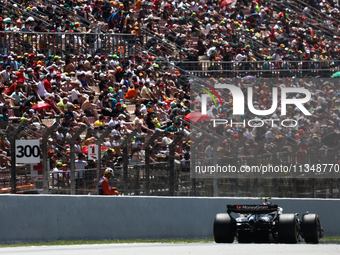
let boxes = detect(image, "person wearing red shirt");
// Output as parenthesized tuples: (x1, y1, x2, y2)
(124, 84, 138, 99)
(27, 53, 37, 69)
(15, 66, 25, 81)
(0, 17, 4, 30)
(98, 168, 119, 195)
(6, 78, 24, 95)
(166, 19, 174, 29)
(43, 74, 53, 93)
(153, 0, 159, 9)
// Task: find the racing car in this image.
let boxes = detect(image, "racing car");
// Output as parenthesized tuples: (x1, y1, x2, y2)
(213, 198, 323, 244)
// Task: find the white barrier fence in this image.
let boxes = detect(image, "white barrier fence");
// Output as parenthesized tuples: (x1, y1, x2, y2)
(0, 195, 339, 243)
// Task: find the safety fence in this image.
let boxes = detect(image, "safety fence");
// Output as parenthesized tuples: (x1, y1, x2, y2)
(0, 120, 339, 198)
(0, 31, 136, 58)
(190, 137, 340, 198)
(175, 60, 340, 78)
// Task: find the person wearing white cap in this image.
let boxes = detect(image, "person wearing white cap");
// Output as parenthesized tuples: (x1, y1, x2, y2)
(61, 76, 72, 91)
(26, 17, 35, 22)
(7, 56, 17, 71)
(98, 167, 119, 195)
(22, 18, 34, 32)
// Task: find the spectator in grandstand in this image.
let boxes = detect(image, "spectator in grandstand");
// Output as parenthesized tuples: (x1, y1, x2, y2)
(23, 109, 43, 130)
(51, 162, 67, 187)
(87, 185, 97, 195)
(0, 107, 8, 124)
(1, 66, 12, 86)
(102, 148, 116, 164)
(1, 0, 340, 195)
(75, 153, 87, 194)
(10, 85, 26, 111)
(130, 147, 144, 165)
(105, 134, 119, 148)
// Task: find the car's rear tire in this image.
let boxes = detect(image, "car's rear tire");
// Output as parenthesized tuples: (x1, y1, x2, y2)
(278, 214, 298, 243)
(213, 213, 235, 243)
(302, 214, 320, 244)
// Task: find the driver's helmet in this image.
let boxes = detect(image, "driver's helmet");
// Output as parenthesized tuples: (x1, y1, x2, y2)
(262, 202, 271, 205)
(104, 167, 114, 175)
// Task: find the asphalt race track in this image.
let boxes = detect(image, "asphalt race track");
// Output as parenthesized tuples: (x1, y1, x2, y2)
(1, 243, 339, 255)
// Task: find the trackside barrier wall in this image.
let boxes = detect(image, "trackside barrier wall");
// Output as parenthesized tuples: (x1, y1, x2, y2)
(0, 195, 339, 243)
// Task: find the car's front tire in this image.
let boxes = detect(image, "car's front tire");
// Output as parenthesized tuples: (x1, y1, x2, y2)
(302, 214, 321, 244)
(278, 214, 298, 243)
(213, 213, 235, 243)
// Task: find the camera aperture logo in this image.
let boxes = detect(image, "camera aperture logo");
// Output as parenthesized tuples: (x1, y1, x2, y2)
(200, 83, 311, 128)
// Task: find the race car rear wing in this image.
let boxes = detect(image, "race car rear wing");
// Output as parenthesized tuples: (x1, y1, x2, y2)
(227, 204, 278, 214)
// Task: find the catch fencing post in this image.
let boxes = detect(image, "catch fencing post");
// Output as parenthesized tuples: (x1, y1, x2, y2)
(272, 139, 286, 166)
(69, 125, 86, 195)
(144, 130, 160, 195)
(212, 137, 228, 197)
(96, 127, 112, 192)
(41, 122, 58, 194)
(232, 136, 247, 159)
(292, 139, 305, 163)
(253, 139, 267, 196)
(291, 139, 306, 198)
(232, 137, 247, 197)
(121, 129, 138, 195)
(191, 134, 205, 196)
(253, 139, 266, 162)
(168, 133, 184, 196)
(271, 138, 286, 197)
(7, 121, 27, 194)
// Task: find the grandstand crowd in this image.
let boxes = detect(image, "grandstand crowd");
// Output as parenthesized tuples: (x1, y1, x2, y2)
(0, 0, 340, 192)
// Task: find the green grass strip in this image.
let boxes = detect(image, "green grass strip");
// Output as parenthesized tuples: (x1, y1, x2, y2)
(320, 236, 340, 243)
(0, 238, 214, 248)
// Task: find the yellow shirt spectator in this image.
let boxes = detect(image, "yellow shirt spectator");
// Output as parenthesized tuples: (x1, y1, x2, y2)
(134, 0, 141, 9)
(57, 101, 67, 112)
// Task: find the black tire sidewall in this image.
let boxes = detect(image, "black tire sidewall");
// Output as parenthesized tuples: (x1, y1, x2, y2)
(302, 214, 320, 244)
(278, 214, 298, 243)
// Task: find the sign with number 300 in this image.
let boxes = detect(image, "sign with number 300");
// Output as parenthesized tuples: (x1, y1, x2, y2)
(15, 140, 41, 163)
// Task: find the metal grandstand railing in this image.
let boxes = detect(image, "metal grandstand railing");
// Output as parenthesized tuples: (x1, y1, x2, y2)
(44, 0, 107, 33)
(211, 8, 276, 58)
(140, 26, 267, 64)
(6, 0, 95, 32)
(8, 0, 50, 23)
(1, 0, 51, 27)
(140, 27, 183, 58)
(271, 0, 338, 42)
(173, 60, 340, 78)
(0, 31, 136, 57)
(284, 0, 340, 27)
